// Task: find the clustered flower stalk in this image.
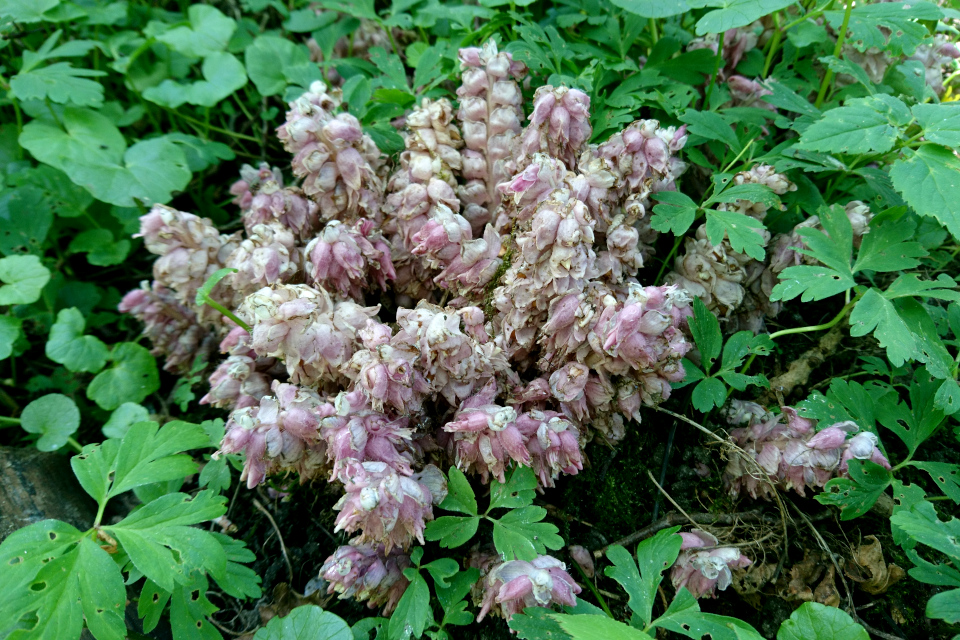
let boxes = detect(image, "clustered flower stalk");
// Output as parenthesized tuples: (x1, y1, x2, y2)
(124, 39, 697, 620)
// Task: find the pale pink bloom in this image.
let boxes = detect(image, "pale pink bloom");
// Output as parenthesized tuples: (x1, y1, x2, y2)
(456, 40, 527, 232)
(319, 543, 411, 615)
(230, 162, 283, 210)
(671, 530, 752, 598)
(567, 545, 594, 578)
(321, 395, 417, 480)
(477, 555, 580, 622)
(516, 410, 583, 488)
(200, 355, 272, 410)
(333, 460, 441, 552)
(225, 223, 300, 295)
(519, 86, 592, 169)
(244, 183, 320, 241)
(727, 75, 775, 111)
(119, 282, 210, 374)
(305, 219, 395, 298)
(220, 382, 333, 488)
(442, 380, 529, 483)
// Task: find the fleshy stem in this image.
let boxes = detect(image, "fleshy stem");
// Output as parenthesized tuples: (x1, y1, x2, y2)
(740, 292, 862, 374)
(815, 0, 853, 109)
(703, 31, 725, 109)
(0, 416, 21, 426)
(66, 436, 82, 453)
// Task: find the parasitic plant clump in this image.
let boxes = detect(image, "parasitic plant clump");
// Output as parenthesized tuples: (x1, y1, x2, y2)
(122, 38, 694, 620)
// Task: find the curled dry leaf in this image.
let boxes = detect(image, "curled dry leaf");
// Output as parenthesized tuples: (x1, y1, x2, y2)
(813, 565, 841, 608)
(844, 535, 905, 595)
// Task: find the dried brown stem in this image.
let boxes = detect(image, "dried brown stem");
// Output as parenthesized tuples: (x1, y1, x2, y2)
(253, 498, 295, 585)
(758, 324, 844, 405)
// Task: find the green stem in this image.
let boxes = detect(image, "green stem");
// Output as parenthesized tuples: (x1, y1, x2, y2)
(762, 12, 782, 77)
(573, 561, 615, 619)
(703, 31, 725, 109)
(203, 299, 251, 332)
(655, 235, 685, 286)
(66, 436, 82, 453)
(649, 18, 659, 50)
(162, 107, 262, 143)
(815, 0, 853, 109)
(0, 416, 21, 426)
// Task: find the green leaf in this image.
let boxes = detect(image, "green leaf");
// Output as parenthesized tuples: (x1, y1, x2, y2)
(210, 533, 262, 600)
(196, 267, 239, 306)
(882, 274, 960, 301)
(510, 607, 573, 640)
(704, 209, 767, 260)
(19, 108, 191, 207)
(605, 527, 681, 627)
(913, 104, 960, 148)
(936, 379, 960, 416)
(891, 507, 960, 561)
(165, 133, 236, 172)
(851, 213, 926, 273)
(438, 466, 477, 516)
(143, 52, 248, 108)
(71, 438, 121, 507)
(245, 36, 318, 96)
(436, 568, 480, 627)
(68, 228, 130, 267)
(0, 315, 24, 361)
(109, 419, 209, 497)
(168, 573, 220, 640)
(254, 605, 352, 640)
(424, 516, 480, 549)
(489, 465, 538, 510)
(0, 185, 54, 255)
(691, 377, 728, 412)
(912, 462, 960, 503)
(387, 573, 433, 640)
(552, 614, 650, 639)
(776, 602, 869, 640)
(708, 183, 782, 211)
(20, 393, 80, 452)
(690, 297, 722, 369)
(106, 491, 227, 591)
(816, 459, 892, 520)
(609, 0, 691, 18)
(890, 144, 960, 242)
(876, 370, 944, 455)
(283, 8, 338, 32)
(492, 506, 564, 561)
(652, 588, 764, 639)
(10, 63, 106, 107)
(651, 191, 698, 235)
(890, 480, 931, 548)
(0, 520, 84, 607)
(691, 0, 797, 35)
(849, 289, 918, 367)
(763, 80, 820, 117)
(8, 166, 94, 218)
(88, 343, 160, 410)
(101, 403, 150, 439)
(0, 0, 59, 22)
(156, 5, 236, 57)
(797, 95, 911, 154)
(825, 2, 942, 56)
(926, 590, 960, 625)
(199, 456, 232, 494)
(0, 255, 51, 305)
(45, 307, 109, 373)
(679, 109, 740, 149)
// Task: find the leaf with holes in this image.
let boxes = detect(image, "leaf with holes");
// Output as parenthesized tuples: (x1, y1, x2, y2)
(105, 491, 227, 592)
(876, 370, 944, 456)
(0, 185, 54, 256)
(0, 535, 126, 640)
(489, 465, 538, 510)
(911, 462, 960, 504)
(169, 573, 221, 640)
(824, 2, 942, 56)
(816, 460, 892, 520)
(652, 588, 765, 639)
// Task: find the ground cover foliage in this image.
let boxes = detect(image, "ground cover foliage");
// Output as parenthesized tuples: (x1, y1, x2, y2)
(1, 0, 960, 638)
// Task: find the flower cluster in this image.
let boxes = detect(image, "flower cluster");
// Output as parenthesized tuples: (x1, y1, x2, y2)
(671, 529, 752, 599)
(123, 37, 699, 618)
(722, 400, 890, 500)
